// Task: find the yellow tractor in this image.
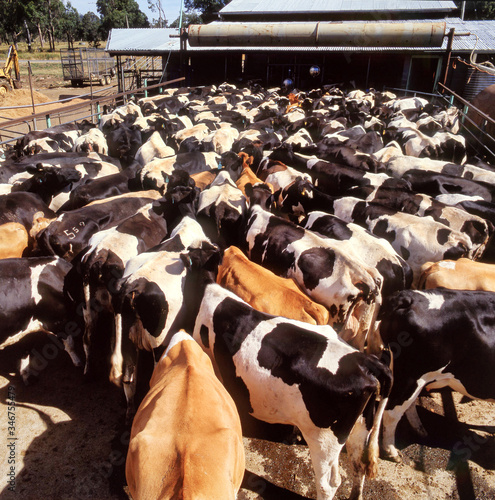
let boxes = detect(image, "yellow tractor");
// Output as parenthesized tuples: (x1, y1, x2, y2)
(0, 45, 21, 96)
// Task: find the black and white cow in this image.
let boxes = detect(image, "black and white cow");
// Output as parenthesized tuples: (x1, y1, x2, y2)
(302, 211, 413, 300)
(356, 185, 493, 255)
(10, 165, 82, 205)
(13, 122, 92, 158)
(58, 162, 142, 211)
(139, 151, 221, 192)
(378, 288, 495, 462)
(196, 171, 247, 248)
(384, 155, 495, 186)
(110, 218, 217, 419)
(65, 206, 169, 378)
(193, 278, 392, 500)
(0, 256, 82, 382)
(35, 190, 162, 261)
(242, 204, 383, 351)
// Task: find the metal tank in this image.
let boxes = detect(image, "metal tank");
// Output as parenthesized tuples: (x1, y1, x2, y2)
(188, 21, 446, 48)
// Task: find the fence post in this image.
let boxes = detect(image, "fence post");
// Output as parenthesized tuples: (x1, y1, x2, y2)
(144, 78, 148, 98)
(45, 114, 51, 128)
(27, 61, 37, 131)
(96, 102, 101, 121)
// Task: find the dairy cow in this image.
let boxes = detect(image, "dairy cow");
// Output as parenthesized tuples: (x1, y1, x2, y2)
(193, 279, 392, 500)
(126, 331, 245, 500)
(418, 258, 495, 291)
(378, 289, 495, 462)
(111, 220, 217, 420)
(35, 190, 162, 261)
(242, 205, 383, 351)
(217, 245, 330, 325)
(356, 185, 493, 254)
(65, 207, 169, 378)
(302, 211, 413, 300)
(0, 256, 82, 382)
(196, 171, 247, 248)
(328, 196, 476, 285)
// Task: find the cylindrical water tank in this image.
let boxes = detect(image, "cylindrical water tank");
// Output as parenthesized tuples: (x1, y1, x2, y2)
(187, 22, 446, 48)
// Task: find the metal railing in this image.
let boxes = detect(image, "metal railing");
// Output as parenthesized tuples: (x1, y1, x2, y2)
(384, 84, 495, 162)
(0, 76, 185, 146)
(438, 82, 495, 162)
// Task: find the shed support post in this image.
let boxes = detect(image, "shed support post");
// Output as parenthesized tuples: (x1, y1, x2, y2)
(442, 28, 455, 88)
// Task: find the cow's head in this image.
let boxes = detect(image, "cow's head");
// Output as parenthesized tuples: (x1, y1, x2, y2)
(244, 182, 274, 211)
(106, 125, 142, 166)
(12, 165, 82, 204)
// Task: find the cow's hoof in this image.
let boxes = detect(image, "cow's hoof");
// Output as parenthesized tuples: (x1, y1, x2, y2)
(381, 449, 403, 463)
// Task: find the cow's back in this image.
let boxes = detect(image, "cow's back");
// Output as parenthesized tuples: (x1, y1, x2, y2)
(217, 245, 329, 325)
(418, 258, 495, 291)
(126, 334, 244, 500)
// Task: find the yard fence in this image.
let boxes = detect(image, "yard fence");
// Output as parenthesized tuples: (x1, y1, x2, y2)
(0, 77, 185, 147)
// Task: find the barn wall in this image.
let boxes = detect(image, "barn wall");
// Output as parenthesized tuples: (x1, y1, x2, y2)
(179, 51, 438, 93)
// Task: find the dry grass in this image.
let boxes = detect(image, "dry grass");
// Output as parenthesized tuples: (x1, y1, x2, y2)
(0, 40, 107, 61)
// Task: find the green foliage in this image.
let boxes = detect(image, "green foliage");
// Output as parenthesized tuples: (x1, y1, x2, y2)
(97, 0, 149, 37)
(169, 11, 201, 28)
(456, 1, 495, 20)
(0, 0, 28, 44)
(58, 2, 80, 49)
(80, 12, 103, 48)
(183, 0, 229, 23)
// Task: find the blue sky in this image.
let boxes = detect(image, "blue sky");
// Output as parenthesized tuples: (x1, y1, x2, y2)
(66, 0, 184, 26)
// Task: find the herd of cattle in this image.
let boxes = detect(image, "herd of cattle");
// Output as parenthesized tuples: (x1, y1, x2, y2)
(1, 81, 495, 500)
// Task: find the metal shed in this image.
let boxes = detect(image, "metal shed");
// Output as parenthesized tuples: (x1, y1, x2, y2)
(105, 1, 495, 96)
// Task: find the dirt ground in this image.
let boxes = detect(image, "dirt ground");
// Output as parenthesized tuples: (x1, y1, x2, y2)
(0, 347, 495, 500)
(0, 77, 495, 500)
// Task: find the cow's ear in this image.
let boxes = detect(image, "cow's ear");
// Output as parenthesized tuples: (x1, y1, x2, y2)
(180, 252, 193, 270)
(26, 164, 45, 174)
(245, 183, 253, 198)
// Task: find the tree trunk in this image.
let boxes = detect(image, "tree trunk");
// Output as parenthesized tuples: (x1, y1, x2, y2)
(24, 20, 32, 52)
(37, 23, 45, 49)
(48, 0, 55, 52)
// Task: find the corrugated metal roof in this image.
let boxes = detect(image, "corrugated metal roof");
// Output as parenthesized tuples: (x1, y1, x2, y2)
(105, 28, 179, 53)
(220, 0, 457, 15)
(105, 18, 495, 55)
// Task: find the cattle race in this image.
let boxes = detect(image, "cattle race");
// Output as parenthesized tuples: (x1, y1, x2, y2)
(0, 82, 494, 499)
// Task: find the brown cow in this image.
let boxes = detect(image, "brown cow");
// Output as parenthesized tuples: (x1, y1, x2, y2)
(126, 331, 245, 500)
(418, 257, 495, 291)
(217, 245, 330, 325)
(235, 152, 272, 196)
(0, 223, 29, 259)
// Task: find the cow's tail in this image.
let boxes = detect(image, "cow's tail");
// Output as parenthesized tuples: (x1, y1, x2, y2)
(362, 354, 393, 478)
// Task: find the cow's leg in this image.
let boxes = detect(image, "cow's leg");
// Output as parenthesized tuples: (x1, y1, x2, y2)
(19, 354, 34, 385)
(382, 381, 427, 462)
(110, 313, 124, 386)
(82, 282, 93, 375)
(345, 416, 367, 500)
(303, 428, 343, 500)
(123, 359, 137, 425)
(346, 395, 388, 500)
(61, 335, 83, 368)
(405, 403, 428, 438)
